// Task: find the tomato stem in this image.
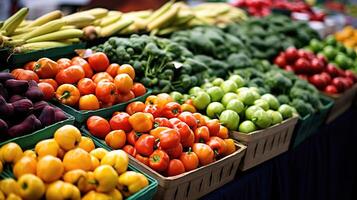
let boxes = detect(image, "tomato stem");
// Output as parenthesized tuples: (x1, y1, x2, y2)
(59, 91, 70, 99)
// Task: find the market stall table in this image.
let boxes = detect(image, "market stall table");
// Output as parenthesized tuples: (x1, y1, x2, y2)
(203, 108, 357, 200)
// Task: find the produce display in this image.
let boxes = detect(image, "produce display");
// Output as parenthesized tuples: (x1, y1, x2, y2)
(235, 59, 325, 117)
(226, 15, 319, 60)
(181, 75, 296, 133)
(92, 35, 209, 93)
(334, 26, 357, 52)
(307, 35, 357, 73)
(274, 47, 357, 95)
(0, 125, 149, 199)
(0, 72, 67, 140)
(11, 53, 147, 110)
(86, 94, 237, 176)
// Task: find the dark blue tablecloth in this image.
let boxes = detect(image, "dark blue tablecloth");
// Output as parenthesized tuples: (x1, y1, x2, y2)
(203, 107, 357, 200)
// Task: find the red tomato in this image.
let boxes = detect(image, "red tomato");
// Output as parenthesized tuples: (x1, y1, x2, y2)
(180, 149, 199, 171)
(87, 116, 111, 139)
(132, 83, 146, 97)
(194, 126, 210, 143)
(192, 143, 214, 166)
(205, 119, 220, 136)
(88, 52, 110, 72)
(57, 58, 72, 70)
(135, 134, 156, 157)
(110, 112, 132, 132)
(166, 159, 185, 176)
(163, 143, 183, 159)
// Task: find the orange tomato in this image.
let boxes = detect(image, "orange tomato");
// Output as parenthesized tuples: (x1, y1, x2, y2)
(95, 81, 117, 104)
(132, 83, 146, 97)
(180, 149, 199, 172)
(206, 119, 220, 137)
(38, 82, 55, 101)
(157, 93, 173, 109)
(79, 94, 100, 110)
(87, 116, 111, 139)
(34, 58, 60, 79)
(106, 63, 120, 77)
(39, 79, 58, 90)
(128, 112, 154, 133)
(78, 78, 96, 95)
(117, 64, 135, 79)
(217, 125, 229, 139)
(57, 58, 72, 70)
(71, 57, 93, 78)
(181, 103, 196, 113)
(193, 113, 206, 127)
(117, 91, 135, 103)
(105, 130, 126, 149)
(192, 143, 214, 166)
(114, 74, 133, 94)
(55, 65, 85, 84)
(11, 68, 39, 82)
(126, 102, 146, 115)
(88, 52, 110, 72)
(23, 61, 36, 70)
(223, 139, 236, 156)
(92, 72, 114, 84)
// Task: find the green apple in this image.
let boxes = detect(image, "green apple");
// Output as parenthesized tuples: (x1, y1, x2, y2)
(261, 94, 280, 110)
(226, 99, 244, 114)
(254, 99, 269, 111)
(192, 91, 211, 110)
(221, 93, 239, 106)
(245, 105, 264, 120)
(267, 110, 283, 125)
(189, 87, 203, 95)
(212, 78, 224, 86)
(220, 80, 238, 93)
(207, 86, 224, 102)
(170, 91, 183, 103)
(229, 75, 245, 88)
(278, 104, 294, 119)
(237, 90, 256, 105)
(251, 110, 272, 129)
(239, 120, 256, 133)
(201, 82, 214, 89)
(219, 110, 240, 131)
(206, 102, 225, 118)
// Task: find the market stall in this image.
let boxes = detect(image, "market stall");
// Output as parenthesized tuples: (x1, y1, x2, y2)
(0, 0, 357, 199)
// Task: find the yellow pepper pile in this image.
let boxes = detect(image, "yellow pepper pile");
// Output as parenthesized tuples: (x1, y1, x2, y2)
(0, 125, 149, 200)
(335, 26, 357, 52)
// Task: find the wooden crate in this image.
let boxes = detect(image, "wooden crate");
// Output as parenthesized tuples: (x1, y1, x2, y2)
(324, 83, 357, 124)
(129, 143, 246, 200)
(231, 116, 298, 171)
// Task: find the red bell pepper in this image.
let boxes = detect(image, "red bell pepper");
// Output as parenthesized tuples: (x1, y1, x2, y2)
(194, 126, 210, 143)
(158, 129, 180, 150)
(135, 134, 156, 156)
(154, 117, 174, 128)
(206, 136, 227, 157)
(161, 102, 182, 119)
(149, 150, 170, 172)
(144, 104, 161, 118)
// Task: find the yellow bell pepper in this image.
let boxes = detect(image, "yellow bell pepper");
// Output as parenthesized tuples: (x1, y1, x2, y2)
(100, 150, 128, 175)
(0, 162, 3, 174)
(0, 143, 23, 164)
(45, 181, 81, 200)
(107, 189, 123, 200)
(6, 193, 22, 200)
(90, 148, 108, 161)
(93, 165, 118, 193)
(81, 191, 110, 200)
(17, 174, 45, 200)
(117, 171, 149, 197)
(63, 169, 88, 193)
(0, 190, 5, 200)
(0, 179, 20, 196)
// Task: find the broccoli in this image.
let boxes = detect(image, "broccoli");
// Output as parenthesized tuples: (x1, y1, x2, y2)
(291, 99, 315, 117)
(277, 95, 290, 105)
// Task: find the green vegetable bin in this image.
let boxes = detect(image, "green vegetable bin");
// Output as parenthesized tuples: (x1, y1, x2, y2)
(1, 42, 86, 68)
(53, 90, 152, 125)
(290, 96, 334, 149)
(80, 129, 158, 200)
(0, 120, 158, 200)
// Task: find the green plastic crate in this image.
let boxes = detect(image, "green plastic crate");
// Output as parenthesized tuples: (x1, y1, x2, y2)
(52, 90, 152, 125)
(83, 129, 158, 200)
(3, 43, 86, 68)
(0, 120, 158, 200)
(290, 96, 334, 149)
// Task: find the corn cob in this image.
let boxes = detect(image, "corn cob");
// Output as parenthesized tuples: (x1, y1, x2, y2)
(100, 14, 122, 27)
(26, 29, 83, 43)
(60, 25, 77, 30)
(146, 0, 175, 23)
(100, 19, 133, 37)
(125, 10, 152, 19)
(0, 8, 29, 36)
(21, 19, 66, 41)
(147, 3, 180, 31)
(58, 38, 80, 43)
(108, 11, 122, 16)
(63, 14, 95, 28)
(78, 8, 108, 19)
(14, 41, 68, 53)
(11, 26, 37, 36)
(26, 10, 63, 28)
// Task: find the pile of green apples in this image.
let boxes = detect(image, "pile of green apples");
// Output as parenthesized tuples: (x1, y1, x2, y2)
(171, 75, 296, 133)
